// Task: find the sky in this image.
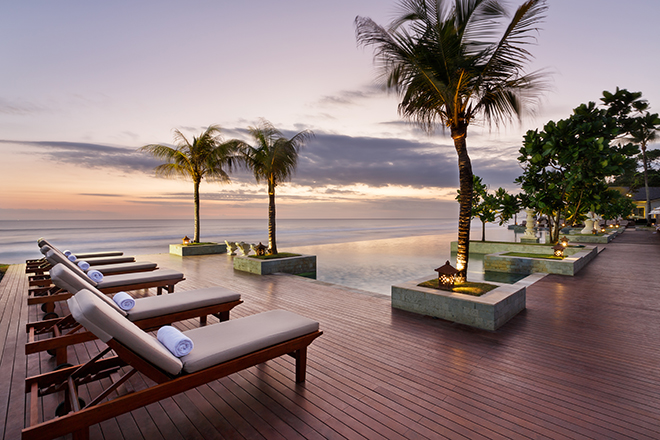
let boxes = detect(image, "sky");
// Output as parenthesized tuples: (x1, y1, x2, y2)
(1, 0, 659, 221)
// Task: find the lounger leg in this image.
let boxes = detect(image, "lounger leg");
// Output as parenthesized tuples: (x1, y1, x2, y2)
(199, 315, 207, 326)
(215, 311, 230, 322)
(56, 347, 68, 365)
(157, 286, 163, 295)
(72, 427, 90, 440)
(294, 348, 308, 383)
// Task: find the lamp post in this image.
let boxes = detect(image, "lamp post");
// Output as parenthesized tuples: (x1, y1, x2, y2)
(435, 261, 459, 291)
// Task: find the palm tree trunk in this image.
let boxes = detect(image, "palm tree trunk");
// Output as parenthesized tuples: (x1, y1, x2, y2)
(193, 179, 201, 243)
(452, 127, 472, 282)
(268, 180, 277, 255)
(642, 144, 650, 221)
(481, 220, 486, 241)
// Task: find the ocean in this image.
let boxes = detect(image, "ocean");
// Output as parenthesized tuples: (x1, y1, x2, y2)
(1, 218, 530, 295)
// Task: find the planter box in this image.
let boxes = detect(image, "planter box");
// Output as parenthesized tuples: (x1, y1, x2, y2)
(483, 246, 597, 276)
(233, 254, 316, 275)
(450, 241, 585, 256)
(169, 243, 227, 256)
(392, 274, 541, 331)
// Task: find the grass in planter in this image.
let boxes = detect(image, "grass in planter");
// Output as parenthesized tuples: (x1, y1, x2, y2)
(0, 264, 8, 282)
(502, 252, 564, 260)
(250, 252, 301, 260)
(417, 279, 498, 296)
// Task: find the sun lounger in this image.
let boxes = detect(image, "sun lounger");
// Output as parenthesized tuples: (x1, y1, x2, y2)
(23, 289, 322, 440)
(28, 247, 157, 288)
(26, 238, 125, 270)
(26, 264, 243, 364)
(28, 263, 185, 315)
(28, 244, 136, 274)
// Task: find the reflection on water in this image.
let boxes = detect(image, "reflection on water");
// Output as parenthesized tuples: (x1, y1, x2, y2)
(289, 226, 534, 296)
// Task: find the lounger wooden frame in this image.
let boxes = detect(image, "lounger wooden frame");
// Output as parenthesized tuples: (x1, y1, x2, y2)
(23, 330, 322, 440)
(27, 277, 185, 314)
(26, 299, 244, 364)
(27, 263, 158, 287)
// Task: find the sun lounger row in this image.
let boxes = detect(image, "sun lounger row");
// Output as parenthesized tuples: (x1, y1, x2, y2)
(22, 239, 323, 439)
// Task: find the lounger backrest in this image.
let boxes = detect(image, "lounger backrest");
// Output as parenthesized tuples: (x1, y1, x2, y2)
(45, 249, 98, 287)
(37, 238, 51, 249)
(68, 289, 183, 376)
(50, 264, 127, 317)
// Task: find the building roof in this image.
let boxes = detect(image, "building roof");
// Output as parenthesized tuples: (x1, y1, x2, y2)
(630, 187, 660, 201)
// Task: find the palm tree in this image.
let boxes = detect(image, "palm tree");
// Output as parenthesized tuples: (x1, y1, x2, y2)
(240, 120, 313, 255)
(630, 112, 660, 220)
(140, 125, 240, 243)
(355, 0, 547, 281)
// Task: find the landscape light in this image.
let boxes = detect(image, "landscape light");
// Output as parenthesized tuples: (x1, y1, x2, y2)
(182, 236, 191, 245)
(560, 236, 569, 247)
(553, 243, 565, 258)
(254, 242, 268, 256)
(435, 260, 459, 291)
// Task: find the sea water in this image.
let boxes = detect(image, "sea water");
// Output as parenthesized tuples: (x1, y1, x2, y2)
(0, 218, 530, 295)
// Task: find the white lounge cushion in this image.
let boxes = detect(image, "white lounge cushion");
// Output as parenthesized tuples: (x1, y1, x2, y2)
(50, 264, 127, 316)
(96, 269, 184, 289)
(126, 287, 240, 321)
(68, 289, 183, 376)
(180, 310, 319, 374)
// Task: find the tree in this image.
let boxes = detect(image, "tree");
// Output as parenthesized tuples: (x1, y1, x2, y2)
(601, 88, 660, 220)
(140, 125, 240, 243)
(629, 112, 660, 219)
(516, 103, 636, 242)
(457, 176, 497, 241)
(240, 120, 314, 255)
(355, 0, 548, 281)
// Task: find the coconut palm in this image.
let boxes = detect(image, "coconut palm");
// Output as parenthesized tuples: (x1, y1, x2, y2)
(240, 120, 314, 255)
(355, 0, 547, 280)
(140, 125, 240, 243)
(629, 112, 660, 220)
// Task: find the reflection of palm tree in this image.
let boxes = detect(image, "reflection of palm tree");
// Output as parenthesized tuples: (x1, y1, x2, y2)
(140, 125, 240, 243)
(630, 112, 660, 220)
(240, 120, 313, 255)
(356, 0, 547, 280)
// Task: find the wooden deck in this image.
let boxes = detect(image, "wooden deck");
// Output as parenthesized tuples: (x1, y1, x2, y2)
(2, 229, 660, 439)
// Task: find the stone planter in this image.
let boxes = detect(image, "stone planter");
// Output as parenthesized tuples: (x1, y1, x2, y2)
(233, 254, 316, 275)
(450, 241, 585, 256)
(169, 243, 227, 256)
(483, 246, 597, 276)
(392, 274, 541, 331)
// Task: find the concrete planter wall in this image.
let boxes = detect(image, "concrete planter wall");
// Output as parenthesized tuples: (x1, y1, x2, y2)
(484, 246, 597, 276)
(450, 241, 585, 256)
(169, 243, 227, 256)
(565, 227, 623, 243)
(392, 274, 542, 331)
(233, 254, 316, 275)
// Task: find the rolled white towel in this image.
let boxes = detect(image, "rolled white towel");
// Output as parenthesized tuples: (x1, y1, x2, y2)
(87, 269, 104, 282)
(77, 260, 90, 271)
(112, 291, 135, 311)
(67, 254, 77, 262)
(63, 249, 72, 257)
(157, 326, 194, 357)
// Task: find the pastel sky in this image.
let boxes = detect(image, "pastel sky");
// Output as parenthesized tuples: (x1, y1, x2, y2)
(1, 0, 659, 220)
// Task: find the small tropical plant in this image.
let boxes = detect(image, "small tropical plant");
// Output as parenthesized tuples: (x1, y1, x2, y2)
(239, 120, 314, 254)
(140, 125, 241, 242)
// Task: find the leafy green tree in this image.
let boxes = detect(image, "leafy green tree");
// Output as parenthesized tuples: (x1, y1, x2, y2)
(602, 88, 660, 219)
(141, 125, 241, 243)
(516, 103, 636, 243)
(494, 188, 521, 226)
(240, 120, 313, 255)
(355, 0, 548, 281)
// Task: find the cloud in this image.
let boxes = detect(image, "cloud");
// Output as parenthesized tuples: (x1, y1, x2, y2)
(78, 193, 123, 197)
(1, 130, 524, 191)
(315, 85, 385, 107)
(0, 98, 47, 115)
(0, 139, 160, 172)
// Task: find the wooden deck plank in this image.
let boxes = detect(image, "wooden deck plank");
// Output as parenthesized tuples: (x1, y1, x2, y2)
(5, 229, 660, 439)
